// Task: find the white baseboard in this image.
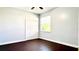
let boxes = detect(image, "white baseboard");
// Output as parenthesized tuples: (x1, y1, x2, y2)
(0, 39, 33, 45)
(40, 37, 79, 48)
(0, 37, 78, 48)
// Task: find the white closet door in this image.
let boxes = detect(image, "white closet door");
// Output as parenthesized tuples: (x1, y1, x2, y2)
(25, 13, 38, 39)
(78, 8, 79, 46)
(0, 8, 25, 44)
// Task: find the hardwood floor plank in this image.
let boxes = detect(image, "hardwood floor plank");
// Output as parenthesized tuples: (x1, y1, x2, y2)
(0, 38, 78, 51)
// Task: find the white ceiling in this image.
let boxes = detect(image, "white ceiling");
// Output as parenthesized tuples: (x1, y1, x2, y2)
(15, 7, 55, 14)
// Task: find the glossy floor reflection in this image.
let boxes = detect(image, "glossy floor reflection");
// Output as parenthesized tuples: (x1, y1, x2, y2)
(0, 38, 78, 51)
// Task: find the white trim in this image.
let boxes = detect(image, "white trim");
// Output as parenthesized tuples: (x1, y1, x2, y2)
(0, 39, 33, 45)
(40, 37, 79, 48)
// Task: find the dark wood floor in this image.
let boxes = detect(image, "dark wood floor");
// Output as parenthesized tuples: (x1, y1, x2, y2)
(0, 38, 78, 51)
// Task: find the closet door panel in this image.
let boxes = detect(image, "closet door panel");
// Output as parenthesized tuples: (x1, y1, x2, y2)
(25, 13, 38, 39)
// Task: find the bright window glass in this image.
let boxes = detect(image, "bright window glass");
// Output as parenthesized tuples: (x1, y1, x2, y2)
(40, 16, 51, 32)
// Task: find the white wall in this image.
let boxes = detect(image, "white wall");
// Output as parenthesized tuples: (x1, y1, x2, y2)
(0, 7, 38, 45)
(40, 7, 78, 47)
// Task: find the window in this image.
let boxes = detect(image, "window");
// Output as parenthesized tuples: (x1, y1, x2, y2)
(40, 16, 51, 32)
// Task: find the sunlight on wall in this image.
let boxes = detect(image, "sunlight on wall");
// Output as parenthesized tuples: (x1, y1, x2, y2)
(59, 13, 68, 20)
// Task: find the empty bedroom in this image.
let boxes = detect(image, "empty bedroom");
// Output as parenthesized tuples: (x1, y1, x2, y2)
(0, 7, 78, 51)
